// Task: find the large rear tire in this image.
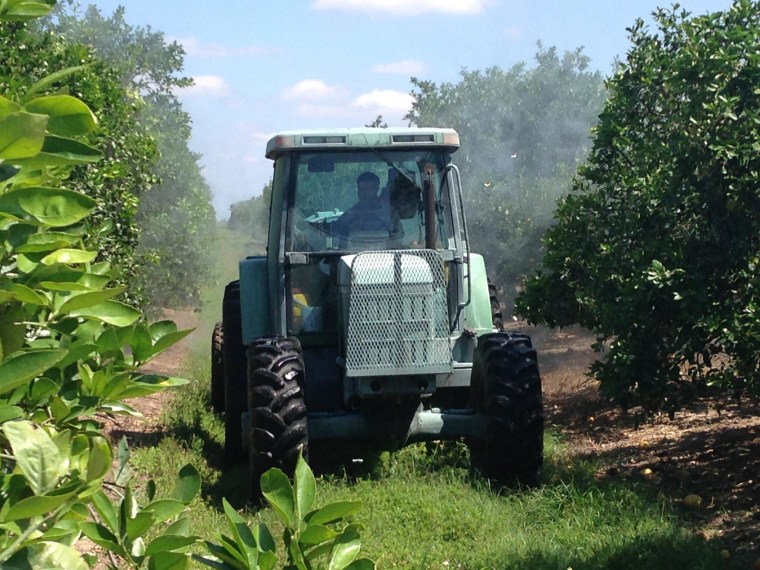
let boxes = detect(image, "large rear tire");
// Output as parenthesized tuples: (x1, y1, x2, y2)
(469, 331, 543, 486)
(210, 321, 225, 414)
(247, 335, 308, 500)
(222, 281, 246, 462)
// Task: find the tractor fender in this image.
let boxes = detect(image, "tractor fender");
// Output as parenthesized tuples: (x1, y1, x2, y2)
(462, 253, 494, 336)
(239, 256, 272, 344)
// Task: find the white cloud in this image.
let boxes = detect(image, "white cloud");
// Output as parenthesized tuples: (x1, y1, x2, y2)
(282, 79, 342, 101)
(372, 60, 427, 75)
(351, 89, 415, 114)
(312, 0, 488, 15)
(179, 75, 231, 97)
(173, 36, 277, 57)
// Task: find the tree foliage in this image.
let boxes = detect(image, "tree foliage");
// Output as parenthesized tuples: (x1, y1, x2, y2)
(46, 3, 216, 310)
(0, 4, 195, 566)
(1, 14, 157, 307)
(517, 0, 760, 412)
(406, 46, 606, 302)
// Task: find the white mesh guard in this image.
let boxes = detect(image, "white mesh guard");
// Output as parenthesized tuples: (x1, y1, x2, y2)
(344, 250, 451, 376)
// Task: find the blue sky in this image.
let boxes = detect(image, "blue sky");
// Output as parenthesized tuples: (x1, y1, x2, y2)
(84, 0, 732, 218)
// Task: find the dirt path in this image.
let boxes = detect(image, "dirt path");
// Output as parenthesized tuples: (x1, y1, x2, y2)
(103, 308, 201, 445)
(523, 323, 760, 569)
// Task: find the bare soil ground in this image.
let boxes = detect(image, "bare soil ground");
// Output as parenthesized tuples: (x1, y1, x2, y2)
(112, 311, 760, 568)
(521, 323, 760, 569)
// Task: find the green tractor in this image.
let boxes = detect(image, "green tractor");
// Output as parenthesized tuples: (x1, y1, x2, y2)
(212, 127, 544, 497)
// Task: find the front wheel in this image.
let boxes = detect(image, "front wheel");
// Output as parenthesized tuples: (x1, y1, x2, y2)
(469, 331, 544, 486)
(247, 335, 308, 500)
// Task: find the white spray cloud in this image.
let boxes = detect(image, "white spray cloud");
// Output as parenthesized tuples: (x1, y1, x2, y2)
(312, 0, 489, 15)
(372, 60, 428, 74)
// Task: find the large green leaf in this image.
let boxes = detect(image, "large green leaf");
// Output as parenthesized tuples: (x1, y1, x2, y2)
(0, 0, 56, 22)
(172, 464, 201, 504)
(294, 452, 316, 522)
(24, 66, 89, 101)
(327, 525, 362, 570)
(0, 112, 47, 160)
(57, 287, 125, 315)
(147, 550, 191, 570)
(0, 95, 22, 116)
(221, 498, 258, 569)
(3, 492, 74, 522)
(24, 95, 97, 137)
(2, 420, 64, 495)
(25, 541, 89, 570)
(0, 187, 95, 227)
(260, 468, 295, 527)
(85, 436, 112, 483)
(0, 350, 66, 395)
(68, 300, 141, 327)
(305, 501, 363, 526)
(41, 248, 97, 266)
(16, 232, 81, 253)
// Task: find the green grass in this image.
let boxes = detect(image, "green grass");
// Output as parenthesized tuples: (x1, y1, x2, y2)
(130, 354, 730, 569)
(128, 227, 732, 569)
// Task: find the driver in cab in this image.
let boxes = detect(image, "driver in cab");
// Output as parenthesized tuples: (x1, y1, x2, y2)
(333, 172, 401, 247)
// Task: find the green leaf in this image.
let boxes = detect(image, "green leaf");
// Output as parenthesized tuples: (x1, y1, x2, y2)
(260, 468, 295, 527)
(16, 232, 81, 253)
(85, 436, 112, 483)
(254, 522, 276, 555)
(68, 300, 141, 327)
(126, 511, 157, 541)
(24, 95, 97, 137)
(41, 248, 97, 265)
(148, 551, 189, 570)
(9, 283, 48, 305)
(143, 499, 186, 523)
(294, 452, 316, 521)
(305, 501, 363, 526)
(172, 464, 201, 504)
(0, 112, 47, 159)
(3, 492, 73, 522)
(299, 524, 338, 546)
(0, 187, 95, 227)
(0, 404, 23, 423)
(80, 521, 127, 557)
(327, 525, 362, 570)
(344, 559, 375, 569)
(0, 94, 22, 116)
(24, 66, 89, 101)
(0, 0, 56, 22)
(25, 541, 88, 570)
(10, 134, 102, 167)
(57, 287, 125, 315)
(91, 490, 119, 533)
(144, 534, 197, 556)
(222, 498, 258, 569)
(2, 420, 64, 495)
(0, 350, 66, 395)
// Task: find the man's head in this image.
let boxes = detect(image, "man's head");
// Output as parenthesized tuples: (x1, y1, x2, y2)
(356, 172, 380, 203)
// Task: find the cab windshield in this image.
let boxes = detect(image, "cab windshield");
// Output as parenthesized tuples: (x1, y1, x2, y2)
(287, 150, 456, 253)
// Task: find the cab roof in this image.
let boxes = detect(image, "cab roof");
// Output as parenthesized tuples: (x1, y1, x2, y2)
(265, 127, 460, 159)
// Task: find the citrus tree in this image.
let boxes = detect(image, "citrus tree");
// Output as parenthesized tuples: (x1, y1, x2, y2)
(517, 0, 760, 412)
(0, 2, 196, 566)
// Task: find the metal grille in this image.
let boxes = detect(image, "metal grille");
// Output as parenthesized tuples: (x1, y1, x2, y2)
(345, 250, 451, 376)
